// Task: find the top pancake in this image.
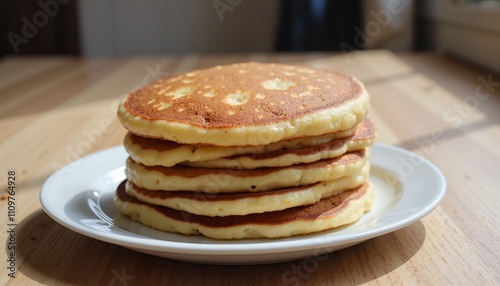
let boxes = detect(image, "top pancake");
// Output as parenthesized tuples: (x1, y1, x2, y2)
(117, 62, 370, 146)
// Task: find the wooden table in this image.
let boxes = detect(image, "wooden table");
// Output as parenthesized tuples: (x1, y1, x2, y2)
(1, 50, 499, 285)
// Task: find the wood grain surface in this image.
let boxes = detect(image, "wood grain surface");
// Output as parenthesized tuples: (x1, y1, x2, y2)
(1, 50, 499, 285)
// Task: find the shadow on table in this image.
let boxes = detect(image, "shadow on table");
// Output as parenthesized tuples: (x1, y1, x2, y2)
(15, 210, 426, 285)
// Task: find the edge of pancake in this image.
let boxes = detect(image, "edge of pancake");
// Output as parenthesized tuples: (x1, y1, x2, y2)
(118, 91, 369, 146)
(182, 119, 376, 169)
(117, 63, 370, 147)
(123, 123, 358, 167)
(114, 181, 374, 239)
(125, 149, 368, 193)
(125, 164, 369, 216)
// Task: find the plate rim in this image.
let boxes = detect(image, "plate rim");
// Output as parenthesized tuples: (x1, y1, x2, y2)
(40, 143, 446, 257)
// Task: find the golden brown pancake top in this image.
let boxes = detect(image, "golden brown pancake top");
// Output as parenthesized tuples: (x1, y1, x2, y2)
(122, 62, 364, 128)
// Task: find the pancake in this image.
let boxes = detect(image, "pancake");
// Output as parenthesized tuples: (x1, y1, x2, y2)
(117, 62, 370, 146)
(125, 149, 369, 193)
(124, 123, 357, 168)
(125, 163, 369, 216)
(114, 180, 374, 239)
(115, 62, 376, 240)
(182, 119, 375, 169)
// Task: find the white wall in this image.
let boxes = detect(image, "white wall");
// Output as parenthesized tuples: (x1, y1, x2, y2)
(419, 0, 500, 74)
(78, 0, 421, 57)
(77, 0, 281, 56)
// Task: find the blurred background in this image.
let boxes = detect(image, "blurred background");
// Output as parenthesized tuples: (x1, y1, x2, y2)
(1, 0, 499, 73)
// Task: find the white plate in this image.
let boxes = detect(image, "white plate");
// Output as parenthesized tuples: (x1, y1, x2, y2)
(40, 143, 446, 265)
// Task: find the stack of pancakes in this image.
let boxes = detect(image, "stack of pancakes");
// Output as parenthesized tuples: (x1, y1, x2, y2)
(115, 62, 376, 239)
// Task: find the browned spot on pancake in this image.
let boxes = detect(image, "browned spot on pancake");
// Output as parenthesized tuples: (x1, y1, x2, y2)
(116, 180, 369, 227)
(126, 149, 365, 178)
(122, 62, 363, 128)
